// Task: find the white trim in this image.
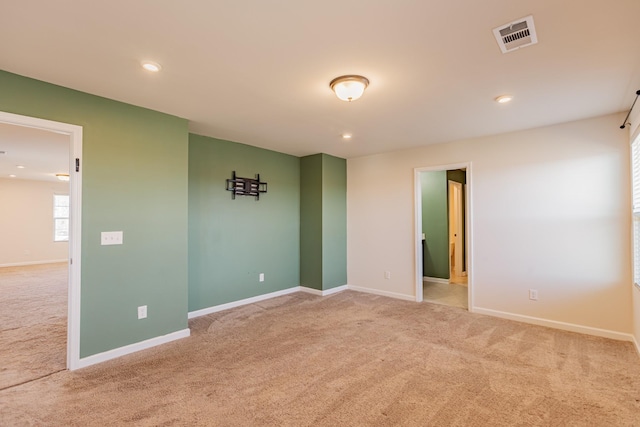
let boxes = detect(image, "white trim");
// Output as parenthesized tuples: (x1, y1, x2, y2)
(299, 285, 348, 296)
(75, 329, 190, 370)
(633, 335, 640, 357)
(0, 111, 83, 371)
(188, 286, 301, 319)
(423, 276, 449, 285)
(414, 163, 473, 308)
(347, 285, 415, 301)
(473, 307, 635, 342)
(0, 259, 67, 268)
(414, 170, 423, 302)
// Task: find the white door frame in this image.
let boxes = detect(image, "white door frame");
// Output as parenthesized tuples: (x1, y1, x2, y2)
(414, 162, 473, 310)
(448, 180, 464, 277)
(0, 111, 83, 370)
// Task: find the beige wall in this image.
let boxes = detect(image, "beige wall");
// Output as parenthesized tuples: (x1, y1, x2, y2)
(347, 113, 632, 335)
(0, 178, 69, 266)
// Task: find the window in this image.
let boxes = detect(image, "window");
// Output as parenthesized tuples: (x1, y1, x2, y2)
(54, 194, 70, 242)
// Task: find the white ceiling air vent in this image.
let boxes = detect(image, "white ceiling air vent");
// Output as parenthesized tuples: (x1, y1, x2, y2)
(493, 15, 538, 54)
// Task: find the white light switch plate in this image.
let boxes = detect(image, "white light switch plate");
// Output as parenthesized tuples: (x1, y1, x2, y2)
(138, 305, 147, 319)
(101, 231, 123, 245)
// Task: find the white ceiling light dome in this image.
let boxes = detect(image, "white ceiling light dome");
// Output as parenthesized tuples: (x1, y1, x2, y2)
(330, 75, 369, 102)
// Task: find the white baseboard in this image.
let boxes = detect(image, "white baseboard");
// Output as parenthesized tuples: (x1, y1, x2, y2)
(75, 328, 190, 370)
(347, 285, 415, 301)
(188, 286, 301, 319)
(299, 285, 348, 296)
(423, 276, 449, 285)
(0, 259, 67, 268)
(473, 307, 635, 342)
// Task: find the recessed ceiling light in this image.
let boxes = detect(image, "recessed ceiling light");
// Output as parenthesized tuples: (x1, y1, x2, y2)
(56, 173, 70, 182)
(9, 174, 16, 178)
(495, 95, 513, 104)
(141, 61, 161, 72)
(16, 165, 25, 169)
(342, 133, 352, 139)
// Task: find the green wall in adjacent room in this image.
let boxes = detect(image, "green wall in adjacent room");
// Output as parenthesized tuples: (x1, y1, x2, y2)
(188, 134, 301, 310)
(421, 171, 449, 279)
(0, 70, 189, 358)
(300, 154, 347, 290)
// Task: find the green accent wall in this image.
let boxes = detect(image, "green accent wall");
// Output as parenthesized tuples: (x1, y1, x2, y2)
(0, 70, 189, 358)
(188, 134, 300, 310)
(300, 154, 347, 290)
(421, 171, 449, 279)
(300, 155, 323, 289)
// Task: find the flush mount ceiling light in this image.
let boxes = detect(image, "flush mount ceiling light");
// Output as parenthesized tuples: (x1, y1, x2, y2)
(56, 173, 70, 182)
(330, 75, 369, 102)
(141, 61, 161, 72)
(17, 165, 25, 169)
(342, 133, 352, 139)
(495, 95, 513, 104)
(9, 174, 16, 178)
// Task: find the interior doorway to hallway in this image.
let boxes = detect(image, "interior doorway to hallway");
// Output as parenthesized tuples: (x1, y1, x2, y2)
(414, 164, 471, 310)
(0, 111, 83, 371)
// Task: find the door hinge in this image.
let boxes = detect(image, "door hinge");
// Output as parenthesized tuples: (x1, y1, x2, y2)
(75, 158, 80, 172)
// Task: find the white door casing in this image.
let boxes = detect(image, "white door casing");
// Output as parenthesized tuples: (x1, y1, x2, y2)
(0, 111, 83, 370)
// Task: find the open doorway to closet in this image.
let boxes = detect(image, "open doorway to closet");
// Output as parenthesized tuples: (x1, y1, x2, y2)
(415, 165, 470, 309)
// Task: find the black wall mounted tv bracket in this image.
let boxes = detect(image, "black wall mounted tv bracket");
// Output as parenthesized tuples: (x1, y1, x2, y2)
(226, 171, 267, 200)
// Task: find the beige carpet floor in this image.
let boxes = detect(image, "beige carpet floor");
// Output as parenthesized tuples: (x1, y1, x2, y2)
(1, 289, 639, 426)
(0, 263, 67, 390)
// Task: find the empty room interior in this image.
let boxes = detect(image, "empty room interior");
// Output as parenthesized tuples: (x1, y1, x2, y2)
(1, 1, 640, 425)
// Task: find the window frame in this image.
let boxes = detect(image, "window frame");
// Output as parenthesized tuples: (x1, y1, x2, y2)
(53, 193, 70, 242)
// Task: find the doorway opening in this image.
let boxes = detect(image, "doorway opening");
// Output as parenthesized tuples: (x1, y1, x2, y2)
(0, 111, 82, 374)
(414, 163, 471, 310)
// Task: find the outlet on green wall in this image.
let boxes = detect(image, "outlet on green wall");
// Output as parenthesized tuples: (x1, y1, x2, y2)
(0, 70, 190, 358)
(188, 134, 300, 311)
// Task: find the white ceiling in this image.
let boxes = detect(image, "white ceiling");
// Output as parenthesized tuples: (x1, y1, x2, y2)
(0, 123, 69, 182)
(1, 0, 639, 160)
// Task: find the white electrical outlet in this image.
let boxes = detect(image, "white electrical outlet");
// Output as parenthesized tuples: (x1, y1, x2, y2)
(101, 231, 123, 245)
(385, 271, 391, 279)
(529, 289, 538, 301)
(138, 305, 147, 319)
(259, 273, 265, 282)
